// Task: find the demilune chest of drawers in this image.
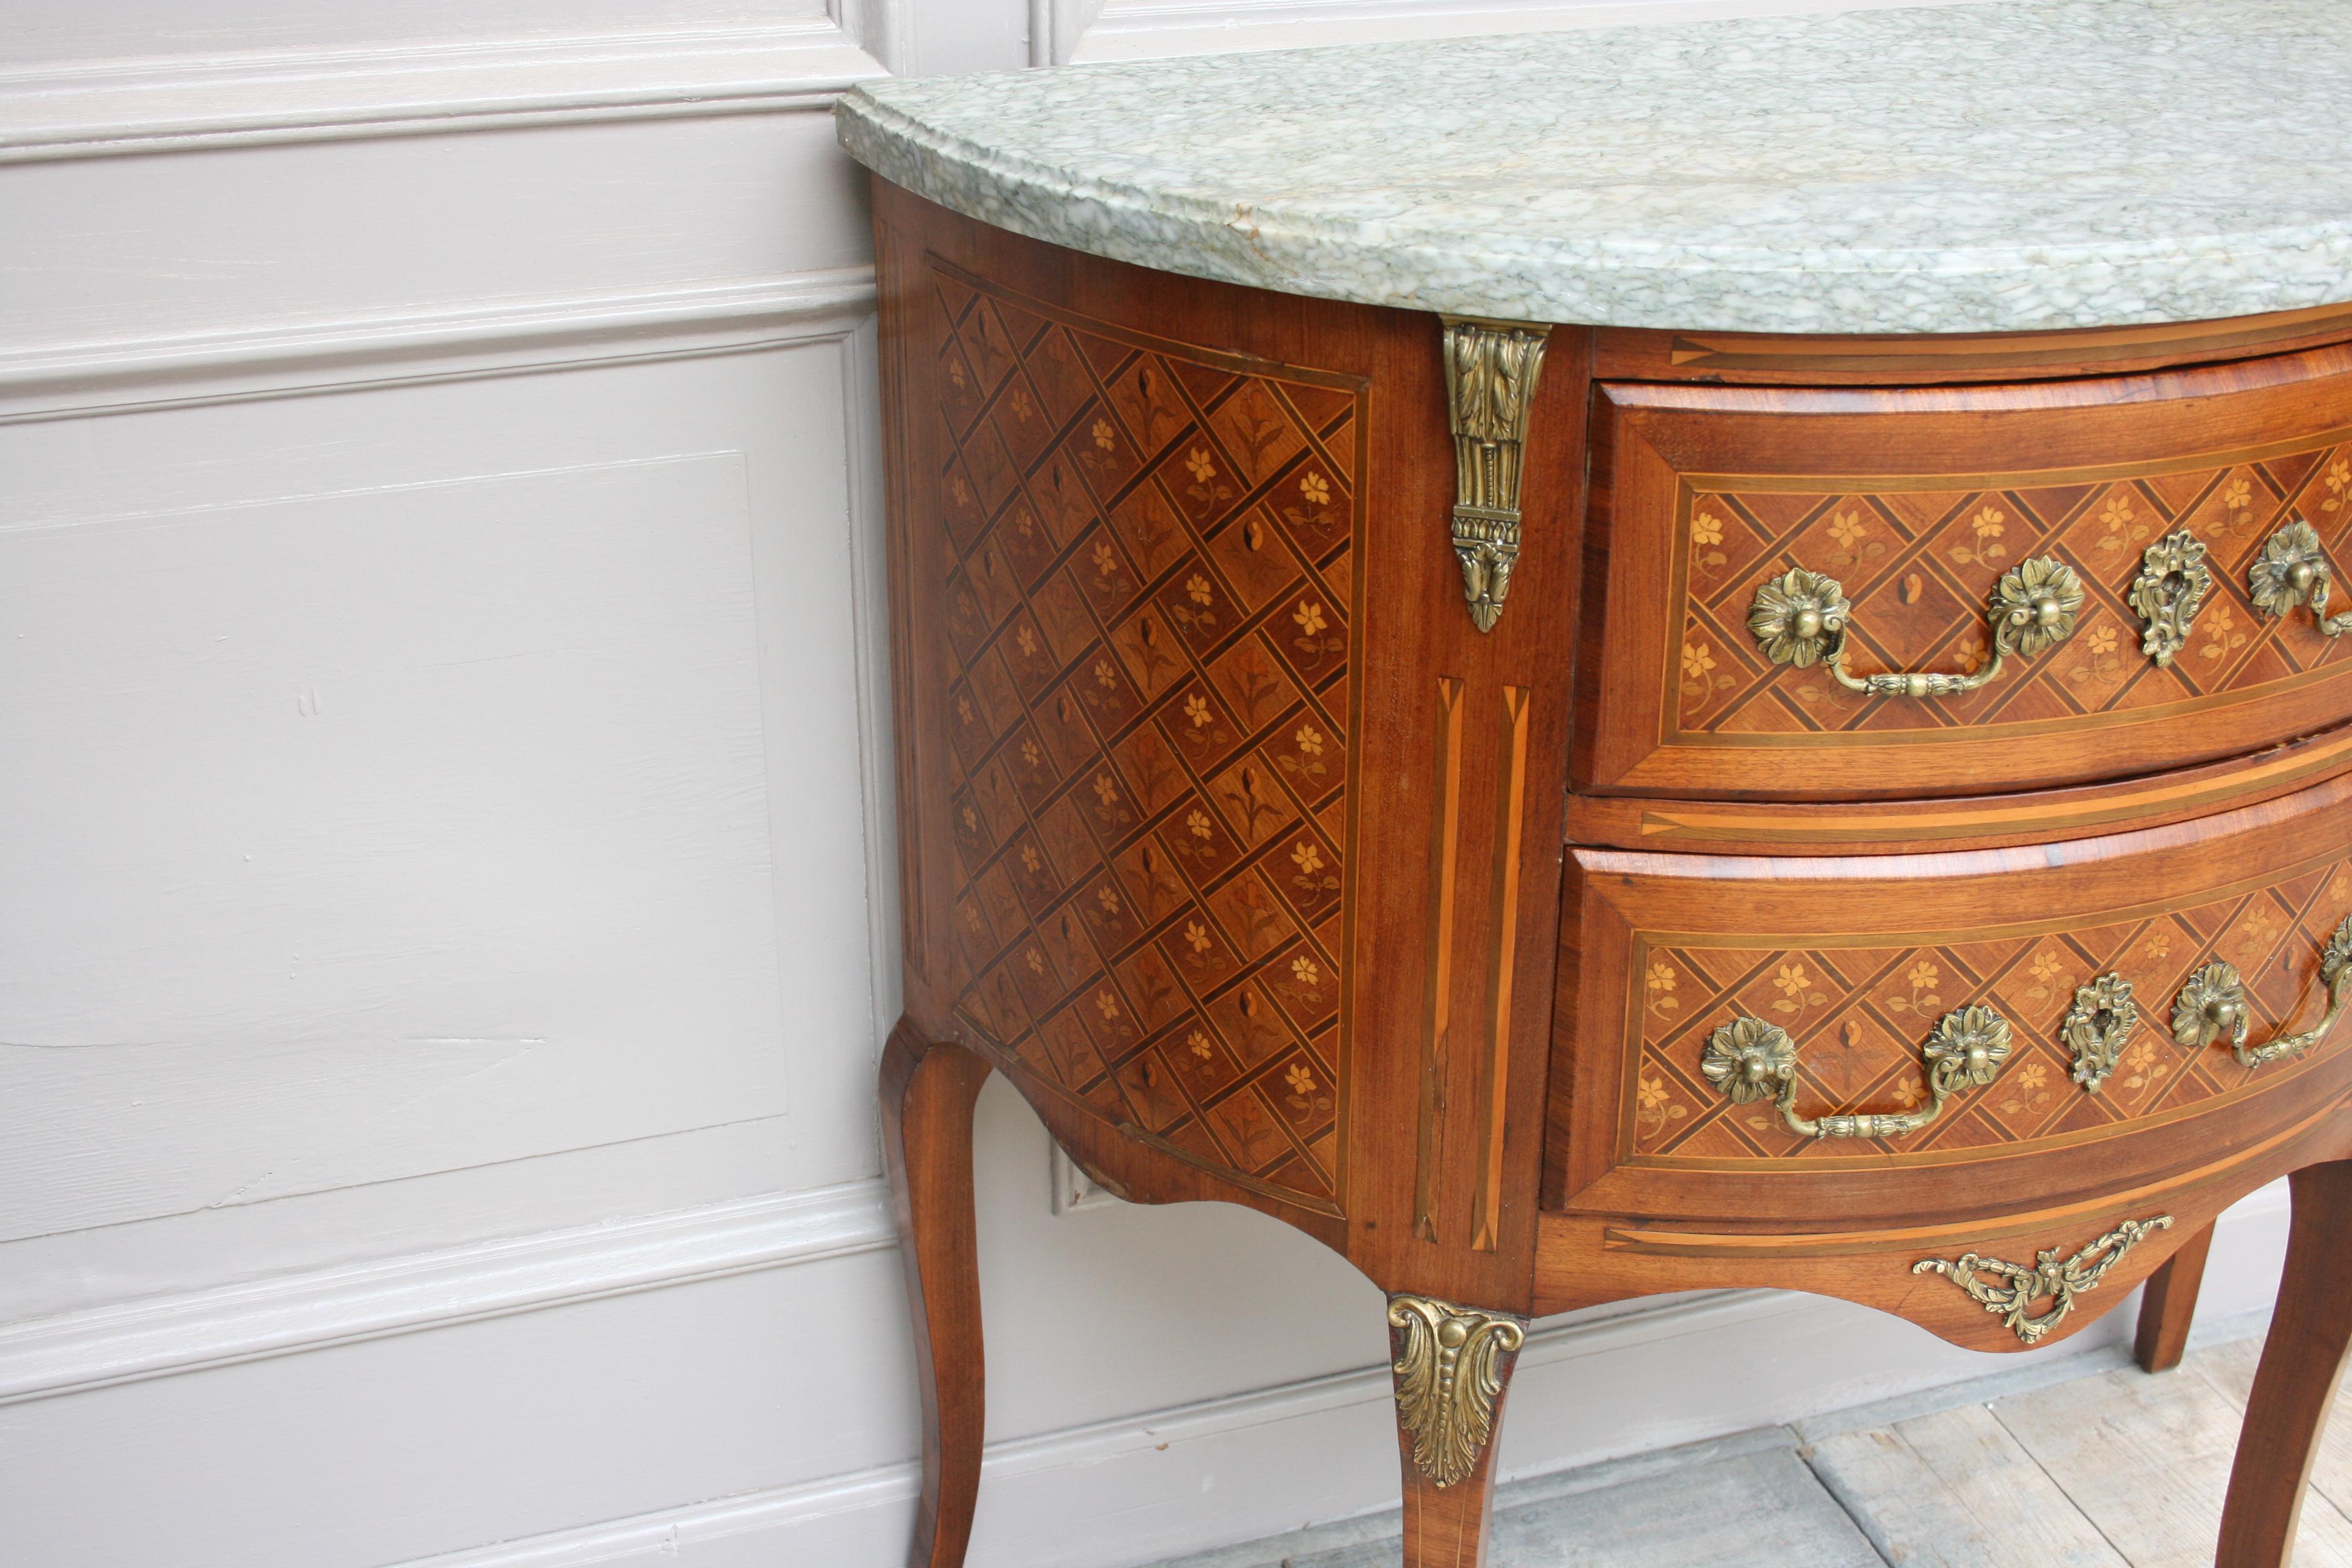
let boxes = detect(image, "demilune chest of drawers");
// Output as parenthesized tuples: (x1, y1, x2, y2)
(837, 5, 2352, 1564)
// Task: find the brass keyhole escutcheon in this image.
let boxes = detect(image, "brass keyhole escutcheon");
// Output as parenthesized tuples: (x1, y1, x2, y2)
(2062, 972, 2139, 1094)
(2128, 529, 2212, 668)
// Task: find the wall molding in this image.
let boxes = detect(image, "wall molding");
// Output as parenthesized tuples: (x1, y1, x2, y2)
(371, 1182, 2294, 1568)
(0, 1179, 898, 1407)
(0, 264, 879, 423)
(399, 1189, 2276, 1568)
(0, 20, 886, 163)
(0, 1178, 2292, 1563)
(377, 1192, 2295, 1568)
(390, 1287, 1789, 1568)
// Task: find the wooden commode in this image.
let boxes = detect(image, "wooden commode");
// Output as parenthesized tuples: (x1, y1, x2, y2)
(839, 5, 2352, 1563)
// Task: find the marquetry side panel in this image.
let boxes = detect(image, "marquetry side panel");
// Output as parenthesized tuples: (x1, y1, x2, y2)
(926, 262, 1363, 1212)
(1677, 443, 2352, 741)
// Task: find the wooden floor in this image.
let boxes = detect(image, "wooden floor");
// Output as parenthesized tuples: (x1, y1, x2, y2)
(1160, 1319, 2352, 1567)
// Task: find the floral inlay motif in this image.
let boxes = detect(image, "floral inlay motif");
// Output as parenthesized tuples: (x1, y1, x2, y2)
(1950, 505, 2005, 566)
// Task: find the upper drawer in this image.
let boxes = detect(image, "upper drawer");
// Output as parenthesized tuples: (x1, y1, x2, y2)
(1576, 344, 2352, 800)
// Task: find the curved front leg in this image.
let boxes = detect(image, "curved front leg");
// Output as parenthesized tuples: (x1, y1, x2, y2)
(2216, 1160, 2352, 1567)
(881, 1021, 995, 1568)
(1388, 1294, 1529, 1568)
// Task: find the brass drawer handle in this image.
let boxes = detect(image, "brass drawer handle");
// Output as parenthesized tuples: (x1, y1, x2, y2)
(1703, 1004, 2011, 1138)
(1748, 557, 2083, 697)
(2250, 519, 2352, 637)
(2174, 912, 2352, 1070)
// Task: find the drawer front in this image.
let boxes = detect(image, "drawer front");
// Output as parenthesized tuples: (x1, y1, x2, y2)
(1579, 344, 2352, 799)
(1547, 772, 2352, 1227)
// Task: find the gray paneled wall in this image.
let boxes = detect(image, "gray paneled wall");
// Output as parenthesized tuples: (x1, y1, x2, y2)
(0, 2, 2277, 1565)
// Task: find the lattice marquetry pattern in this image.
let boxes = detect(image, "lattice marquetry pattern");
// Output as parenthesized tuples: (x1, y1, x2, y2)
(1632, 859, 2352, 1159)
(1679, 448, 2352, 735)
(929, 267, 1358, 1207)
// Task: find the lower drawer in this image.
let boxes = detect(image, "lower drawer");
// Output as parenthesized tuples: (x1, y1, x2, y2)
(1546, 771, 2352, 1229)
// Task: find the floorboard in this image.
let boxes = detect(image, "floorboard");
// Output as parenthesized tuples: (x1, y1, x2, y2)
(1805, 1403, 2128, 1568)
(2194, 1333, 2352, 1520)
(1150, 1315, 2352, 1568)
(1991, 1356, 2352, 1568)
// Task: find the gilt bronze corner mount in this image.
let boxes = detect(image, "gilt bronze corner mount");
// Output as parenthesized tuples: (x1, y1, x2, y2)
(1441, 318, 1550, 634)
(1387, 1292, 1528, 1488)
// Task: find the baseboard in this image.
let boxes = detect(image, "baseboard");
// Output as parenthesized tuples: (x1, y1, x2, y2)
(1163, 1303, 2287, 1568)
(359, 1180, 2295, 1568)
(0, 1178, 897, 1407)
(0, 22, 885, 163)
(382, 1291, 1794, 1568)
(3, 1171, 2292, 1564)
(0, 265, 878, 423)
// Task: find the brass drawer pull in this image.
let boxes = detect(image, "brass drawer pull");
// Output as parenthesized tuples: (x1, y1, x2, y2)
(1703, 1004, 2011, 1138)
(2174, 912, 2352, 1070)
(1913, 1216, 2173, 1344)
(1748, 557, 2082, 697)
(2250, 519, 2352, 637)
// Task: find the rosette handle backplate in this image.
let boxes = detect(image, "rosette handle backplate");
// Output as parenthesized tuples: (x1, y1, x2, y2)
(2250, 518, 2352, 638)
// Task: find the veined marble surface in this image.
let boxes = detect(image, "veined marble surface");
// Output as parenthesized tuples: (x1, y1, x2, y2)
(837, 0, 2352, 335)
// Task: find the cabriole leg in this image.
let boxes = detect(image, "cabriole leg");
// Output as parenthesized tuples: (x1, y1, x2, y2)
(880, 1021, 995, 1568)
(2216, 1161, 2352, 1567)
(1387, 1293, 1529, 1568)
(2134, 1219, 2215, 1373)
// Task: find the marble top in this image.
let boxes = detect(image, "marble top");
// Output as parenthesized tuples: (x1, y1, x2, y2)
(836, 0, 2352, 335)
